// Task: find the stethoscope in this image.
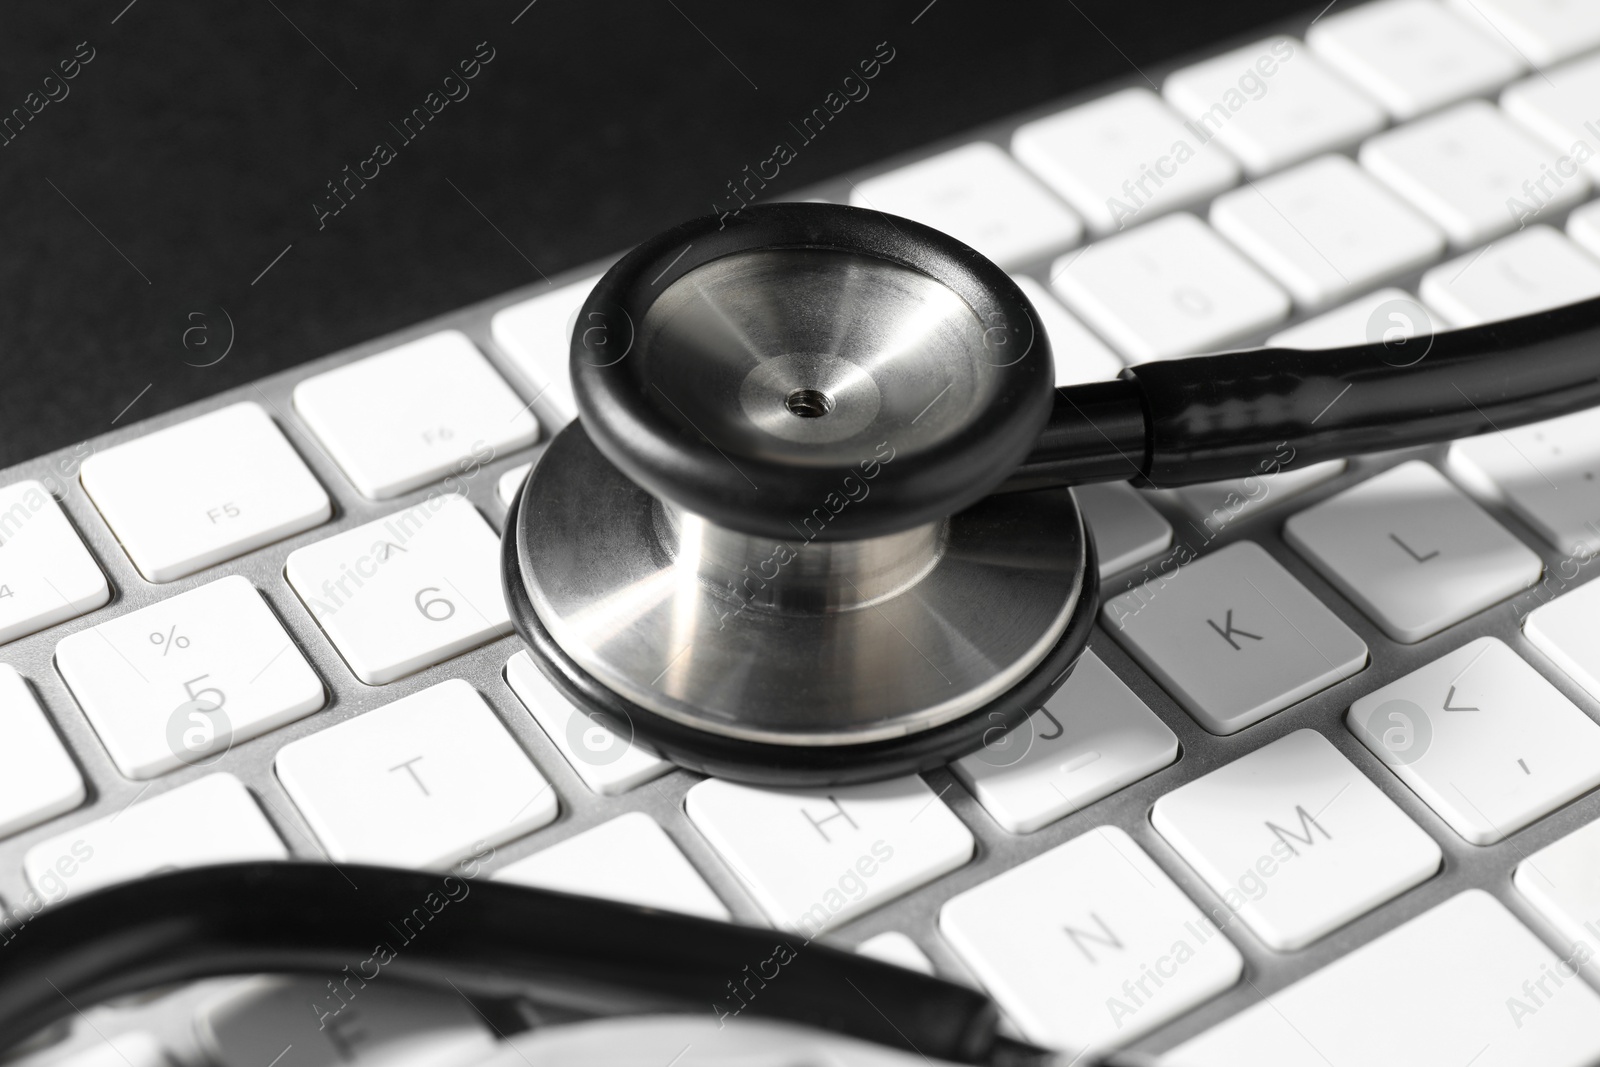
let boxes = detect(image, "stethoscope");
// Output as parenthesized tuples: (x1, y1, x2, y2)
(500, 201, 1600, 785)
(5, 203, 1599, 1065)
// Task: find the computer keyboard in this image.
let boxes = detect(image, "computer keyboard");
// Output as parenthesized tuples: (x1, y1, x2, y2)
(8, 0, 1600, 1063)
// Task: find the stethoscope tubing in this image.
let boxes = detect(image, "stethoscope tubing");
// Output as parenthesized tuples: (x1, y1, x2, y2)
(0, 863, 1072, 1065)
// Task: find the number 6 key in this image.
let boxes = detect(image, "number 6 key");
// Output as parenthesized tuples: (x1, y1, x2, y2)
(284, 495, 512, 684)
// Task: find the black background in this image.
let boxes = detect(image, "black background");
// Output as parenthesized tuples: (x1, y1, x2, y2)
(0, 0, 1308, 466)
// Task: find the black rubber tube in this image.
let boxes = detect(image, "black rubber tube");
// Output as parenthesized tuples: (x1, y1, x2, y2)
(0, 863, 1038, 1064)
(1030, 295, 1600, 490)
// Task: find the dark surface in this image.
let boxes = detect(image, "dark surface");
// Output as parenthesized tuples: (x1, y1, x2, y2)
(0, 0, 1311, 466)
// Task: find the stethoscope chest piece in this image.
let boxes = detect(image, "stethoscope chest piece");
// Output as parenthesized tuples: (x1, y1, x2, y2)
(502, 203, 1098, 784)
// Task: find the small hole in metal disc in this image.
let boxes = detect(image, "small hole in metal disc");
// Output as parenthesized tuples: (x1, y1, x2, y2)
(784, 388, 835, 418)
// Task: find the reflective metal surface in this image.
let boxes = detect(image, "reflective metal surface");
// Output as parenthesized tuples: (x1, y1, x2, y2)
(518, 423, 1086, 745)
(663, 504, 946, 612)
(636, 249, 1000, 462)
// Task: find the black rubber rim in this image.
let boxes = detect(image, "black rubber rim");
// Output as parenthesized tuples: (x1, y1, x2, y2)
(568, 202, 1055, 542)
(499, 458, 1100, 787)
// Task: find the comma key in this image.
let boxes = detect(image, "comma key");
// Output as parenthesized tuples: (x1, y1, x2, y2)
(1348, 637, 1600, 845)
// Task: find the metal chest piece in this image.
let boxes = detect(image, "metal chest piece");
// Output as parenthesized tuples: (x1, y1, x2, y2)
(503, 204, 1097, 784)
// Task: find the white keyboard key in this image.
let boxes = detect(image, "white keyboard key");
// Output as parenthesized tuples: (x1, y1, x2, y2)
(850, 142, 1083, 268)
(1050, 213, 1290, 362)
(0, 480, 109, 644)
(942, 826, 1242, 1055)
(1448, 0, 1600, 67)
(1104, 541, 1367, 735)
(1308, 0, 1523, 120)
(1360, 101, 1590, 248)
(953, 649, 1177, 834)
(1515, 818, 1600, 983)
(684, 776, 973, 935)
(199, 976, 494, 1067)
(490, 273, 603, 427)
(1076, 482, 1173, 578)
(1267, 287, 1433, 348)
(1450, 406, 1600, 557)
(1420, 224, 1600, 326)
(1163, 458, 1345, 535)
(1210, 155, 1444, 309)
(1516, 819, 1600, 985)
(285, 495, 510, 684)
(1501, 53, 1600, 183)
(55, 575, 325, 779)
(0, 665, 84, 839)
(1527, 578, 1600, 703)
(1163, 37, 1385, 176)
(79, 402, 331, 582)
(1010, 275, 1126, 386)
(1011, 88, 1240, 235)
(275, 678, 557, 869)
(496, 462, 533, 508)
(1567, 198, 1600, 258)
(294, 331, 537, 501)
(504, 650, 669, 795)
(1152, 729, 1440, 950)
(23, 773, 286, 902)
(855, 931, 935, 976)
(1285, 461, 1541, 642)
(1165, 890, 1600, 1067)
(495, 811, 728, 920)
(1349, 637, 1600, 845)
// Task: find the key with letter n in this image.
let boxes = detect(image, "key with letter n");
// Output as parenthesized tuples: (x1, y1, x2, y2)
(1062, 911, 1124, 964)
